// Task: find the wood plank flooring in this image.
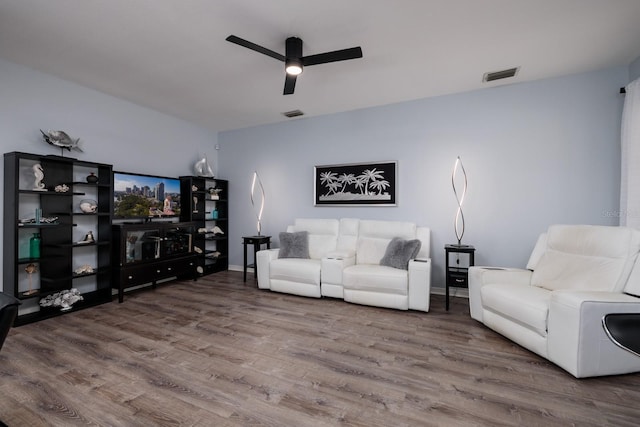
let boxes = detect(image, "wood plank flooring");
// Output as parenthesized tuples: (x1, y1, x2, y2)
(1, 271, 639, 426)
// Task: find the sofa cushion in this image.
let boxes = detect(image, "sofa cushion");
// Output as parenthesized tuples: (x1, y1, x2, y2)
(343, 264, 408, 295)
(624, 257, 640, 297)
(531, 225, 640, 292)
(481, 283, 551, 337)
(291, 218, 339, 259)
(526, 233, 547, 270)
(336, 218, 359, 253)
(357, 237, 391, 265)
(379, 237, 421, 270)
(270, 258, 321, 285)
(356, 220, 417, 265)
(278, 231, 310, 259)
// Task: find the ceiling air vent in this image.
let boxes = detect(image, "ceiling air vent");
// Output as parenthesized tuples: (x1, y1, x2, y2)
(282, 109, 304, 118)
(483, 67, 520, 83)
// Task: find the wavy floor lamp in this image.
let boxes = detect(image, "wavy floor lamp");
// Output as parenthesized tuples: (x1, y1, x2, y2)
(251, 171, 265, 236)
(452, 156, 467, 246)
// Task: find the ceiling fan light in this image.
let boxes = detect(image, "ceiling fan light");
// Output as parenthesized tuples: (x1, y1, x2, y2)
(286, 59, 303, 75)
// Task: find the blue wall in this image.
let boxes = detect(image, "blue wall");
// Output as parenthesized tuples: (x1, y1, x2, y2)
(0, 58, 218, 290)
(219, 66, 628, 288)
(0, 55, 633, 291)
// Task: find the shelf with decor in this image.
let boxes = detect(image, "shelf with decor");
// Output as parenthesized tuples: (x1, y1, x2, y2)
(180, 176, 229, 276)
(3, 151, 113, 325)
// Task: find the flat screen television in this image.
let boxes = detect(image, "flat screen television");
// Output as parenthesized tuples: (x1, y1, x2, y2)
(113, 171, 181, 219)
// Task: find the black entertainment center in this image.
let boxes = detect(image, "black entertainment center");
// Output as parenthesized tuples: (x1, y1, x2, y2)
(111, 221, 199, 303)
(4, 151, 229, 322)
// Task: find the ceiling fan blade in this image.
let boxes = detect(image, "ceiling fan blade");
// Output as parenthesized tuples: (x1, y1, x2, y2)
(284, 74, 297, 95)
(225, 35, 285, 62)
(301, 46, 363, 66)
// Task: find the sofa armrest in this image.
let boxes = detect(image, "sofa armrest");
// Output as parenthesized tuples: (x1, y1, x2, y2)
(256, 249, 279, 289)
(408, 258, 431, 312)
(547, 290, 640, 378)
(321, 255, 356, 286)
(468, 267, 533, 321)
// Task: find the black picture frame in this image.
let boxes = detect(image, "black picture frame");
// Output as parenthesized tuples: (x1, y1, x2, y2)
(314, 161, 397, 206)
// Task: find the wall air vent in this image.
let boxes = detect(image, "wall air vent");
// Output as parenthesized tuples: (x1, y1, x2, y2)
(282, 109, 304, 118)
(483, 67, 520, 82)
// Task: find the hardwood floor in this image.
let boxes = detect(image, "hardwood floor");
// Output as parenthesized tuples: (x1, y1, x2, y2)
(1, 271, 639, 426)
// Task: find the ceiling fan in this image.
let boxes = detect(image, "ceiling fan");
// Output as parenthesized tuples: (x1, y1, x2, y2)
(225, 35, 363, 95)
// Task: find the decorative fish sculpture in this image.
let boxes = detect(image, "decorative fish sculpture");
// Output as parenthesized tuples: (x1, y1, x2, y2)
(40, 129, 83, 152)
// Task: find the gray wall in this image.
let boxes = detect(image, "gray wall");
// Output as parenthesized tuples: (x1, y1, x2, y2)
(219, 66, 628, 288)
(0, 58, 218, 290)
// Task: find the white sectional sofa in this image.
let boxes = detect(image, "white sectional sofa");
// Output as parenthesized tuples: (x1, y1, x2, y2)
(256, 218, 431, 312)
(469, 224, 640, 378)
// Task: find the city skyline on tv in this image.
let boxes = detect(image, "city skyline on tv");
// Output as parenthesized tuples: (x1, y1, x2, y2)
(113, 171, 182, 218)
(113, 172, 180, 194)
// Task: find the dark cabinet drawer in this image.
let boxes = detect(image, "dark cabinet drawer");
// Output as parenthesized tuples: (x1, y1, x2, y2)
(115, 255, 197, 302)
(120, 264, 151, 287)
(121, 257, 195, 286)
(164, 257, 196, 278)
(447, 271, 468, 288)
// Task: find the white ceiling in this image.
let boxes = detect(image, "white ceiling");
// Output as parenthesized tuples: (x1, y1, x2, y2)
(1, 0, 639, 133)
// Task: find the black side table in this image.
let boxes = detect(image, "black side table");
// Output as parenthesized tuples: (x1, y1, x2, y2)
(242, 235, 271, 282)
(445, 244, 475, 311)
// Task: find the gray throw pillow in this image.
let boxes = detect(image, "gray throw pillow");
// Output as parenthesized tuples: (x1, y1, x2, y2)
(278, 231, 310, 259)
(380, 237, 422, 270)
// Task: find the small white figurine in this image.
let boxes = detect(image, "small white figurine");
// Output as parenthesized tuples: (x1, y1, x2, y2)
(33, 163, 46, 191)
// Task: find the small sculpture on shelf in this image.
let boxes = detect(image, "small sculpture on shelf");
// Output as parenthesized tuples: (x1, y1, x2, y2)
(33, 163, 46, 191)
(54, 184, 69, 193)
(193, 154, 214, 177)
(77, 230, 95, 244)
(193, 196, 199, 213)
(39, 288, 83, 311)
(23, 263, 38, 296)
(208, 187, 222, 200)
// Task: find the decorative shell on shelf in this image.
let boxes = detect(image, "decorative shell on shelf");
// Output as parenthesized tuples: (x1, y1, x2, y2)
(74, 264, 94, 275)
(54, 184, 69, 193)
(79, 199, 98, 213)
(39, 288, 83, 311)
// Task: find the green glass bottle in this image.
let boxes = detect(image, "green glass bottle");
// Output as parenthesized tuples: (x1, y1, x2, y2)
(29, 233, 41, 259)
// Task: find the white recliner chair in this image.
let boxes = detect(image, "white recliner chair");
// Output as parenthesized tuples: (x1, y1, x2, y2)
(257, 218, 339, 298)
(341, 220, 431, 312)
(469, 224, 640, 378)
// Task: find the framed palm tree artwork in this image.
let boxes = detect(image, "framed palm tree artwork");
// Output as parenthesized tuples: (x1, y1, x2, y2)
(314, 161, 397, 206)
